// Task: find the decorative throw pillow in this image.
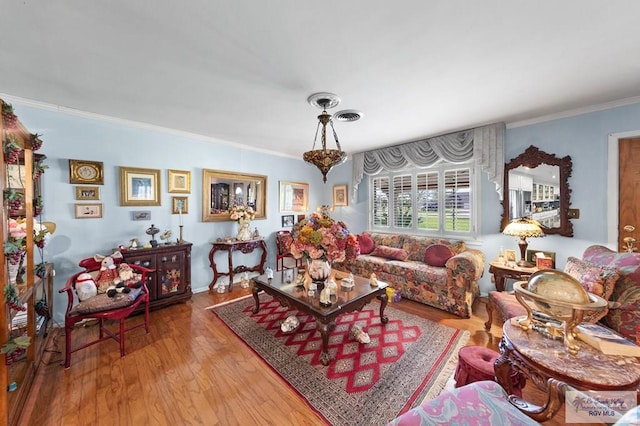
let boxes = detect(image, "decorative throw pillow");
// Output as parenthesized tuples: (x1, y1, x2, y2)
(563, 256, 621, 322)
(370, 245, 409, 261)
(357, 233, 375, 254)
(424, 244, 455, 267)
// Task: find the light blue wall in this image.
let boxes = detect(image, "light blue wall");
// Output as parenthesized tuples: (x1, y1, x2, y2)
(12, 99, 640, 324)
(331, 102, 640, 294)
(12, 103, 335, 325)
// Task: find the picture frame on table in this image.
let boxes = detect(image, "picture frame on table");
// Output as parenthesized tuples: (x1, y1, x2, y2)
(74, 203, 103, 219)
(75, 186, 100, 200)
(172, 196, 188, 214)
(279, 181, 308, 213)
(333, 184, 348, 206)
(282, 214, 294, 227)
(168, 169, 191, 193)
(119, 166, 161, 206)
(526, 249, 556, 269)
(504, 249, 517, 262)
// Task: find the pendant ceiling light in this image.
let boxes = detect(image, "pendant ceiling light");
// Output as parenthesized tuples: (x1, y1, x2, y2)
(303, 92, 348, 183)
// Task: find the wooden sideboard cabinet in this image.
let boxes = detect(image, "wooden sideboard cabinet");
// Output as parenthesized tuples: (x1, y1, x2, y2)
(121, 242, 192, 310)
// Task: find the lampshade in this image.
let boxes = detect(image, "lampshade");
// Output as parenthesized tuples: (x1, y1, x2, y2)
(503, 217, 544, 267)
(303, 93, 347, 183)
(42, 221, 56, 234)
(503, 217, 544, 239)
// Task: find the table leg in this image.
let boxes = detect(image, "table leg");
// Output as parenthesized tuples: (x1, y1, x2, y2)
(251, 286, 261, 314)
(316, 321, 335, 366)
(495, 345, 566, 422)
(377, 291, 389, 324)
(227, 250, 234, 291)
(494, 273, 506, 292)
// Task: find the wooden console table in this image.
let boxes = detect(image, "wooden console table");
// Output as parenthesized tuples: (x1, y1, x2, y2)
(489, 259, 537, 292)
(208, 239, 267, 290)
(495, 320, 640, 422)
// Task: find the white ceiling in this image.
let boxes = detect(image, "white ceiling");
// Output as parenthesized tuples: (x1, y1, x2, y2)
(2, 1, 640, 158)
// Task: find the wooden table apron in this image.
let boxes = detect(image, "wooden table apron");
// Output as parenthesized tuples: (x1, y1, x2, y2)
(489, 260, 537, 292)
(208, 239, 267, 290)
(495, 321, 640, 422)
(251, 275, 389, 366)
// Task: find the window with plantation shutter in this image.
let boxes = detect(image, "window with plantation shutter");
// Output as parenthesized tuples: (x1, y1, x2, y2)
(393, 174, 412, 228)
(372, 176, 389, 227)
(370, 164, 476, 237)
(444, 168, 471, 232)
(417, 171, 439, 231)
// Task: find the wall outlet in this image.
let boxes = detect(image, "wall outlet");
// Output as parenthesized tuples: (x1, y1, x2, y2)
(568, 208, 580, 219)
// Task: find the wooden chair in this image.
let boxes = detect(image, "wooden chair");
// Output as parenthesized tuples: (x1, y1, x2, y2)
(275, 230, 302, 271)
(59, 257, 154, 368)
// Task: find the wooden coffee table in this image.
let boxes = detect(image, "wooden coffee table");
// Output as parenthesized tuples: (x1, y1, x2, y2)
(252, 270, 389, 365)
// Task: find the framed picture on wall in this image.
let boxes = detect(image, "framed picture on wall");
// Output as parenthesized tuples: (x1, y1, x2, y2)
(75, 186, 100, 200)
(74, 203, 103, 219)
(69, 159, 104, 185)
(119, 166, 161, 206)
(333, 184, 348, 206)
(172, 196, 188, 214)
(132, 211, 151, 221)
(282, 214, 294, 227)
(168, 169, 191, 193)
(279, 181, 308, 213)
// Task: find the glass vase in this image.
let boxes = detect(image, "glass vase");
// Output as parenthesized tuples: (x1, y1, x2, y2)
(307, 258, 331, 290)
(236, 218, 252, 241)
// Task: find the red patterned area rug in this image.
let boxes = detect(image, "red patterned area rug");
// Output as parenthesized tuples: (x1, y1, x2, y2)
(212, 294, 469, 425)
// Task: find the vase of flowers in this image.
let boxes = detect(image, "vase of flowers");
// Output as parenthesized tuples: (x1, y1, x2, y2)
(229, 205, 255, 241)
(290, 211, 359, 286)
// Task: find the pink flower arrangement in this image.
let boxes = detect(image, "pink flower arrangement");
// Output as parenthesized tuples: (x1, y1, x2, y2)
(290, 212, 359, 263)
(229, 205, 255, 222)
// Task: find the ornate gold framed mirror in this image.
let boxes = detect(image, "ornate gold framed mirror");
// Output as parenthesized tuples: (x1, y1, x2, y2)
(502, 145, 574, 237)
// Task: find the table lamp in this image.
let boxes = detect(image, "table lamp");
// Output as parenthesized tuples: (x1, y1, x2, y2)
(503, 217, 544, 267)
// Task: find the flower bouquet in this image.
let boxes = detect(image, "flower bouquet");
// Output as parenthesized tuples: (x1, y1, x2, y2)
(290, 212, 359, 285)
(229, 205, 256, 222)
(290, 212, 359, 263)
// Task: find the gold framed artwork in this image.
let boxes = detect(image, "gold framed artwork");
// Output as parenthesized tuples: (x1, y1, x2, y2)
(69, 159, 104, 185)
(168, 169, 191, 193)
(75, 186, 100, 200)
(172, 196, 188, 214)
(333, 184, 348, 206)
(279, 181, 309, 213)
(74, 203, 103, 219)
(202, 169, 267, 222)
(119, 166, 161, 206)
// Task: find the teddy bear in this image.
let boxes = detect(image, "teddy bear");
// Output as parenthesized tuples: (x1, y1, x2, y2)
(95, 255, 119, 294)
(106, 263, 143, 298)
(75, 272, 98, 302)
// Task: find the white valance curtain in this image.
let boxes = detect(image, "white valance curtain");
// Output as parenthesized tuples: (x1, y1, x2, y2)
(351, 122, 505, 200)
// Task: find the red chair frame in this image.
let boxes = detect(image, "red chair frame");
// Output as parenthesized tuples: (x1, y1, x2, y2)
(275, 230, 302, 271)
(59, 258, 154, 368)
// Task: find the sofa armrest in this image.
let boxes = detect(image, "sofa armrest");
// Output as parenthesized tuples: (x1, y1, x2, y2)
(446, 249, 485, 282)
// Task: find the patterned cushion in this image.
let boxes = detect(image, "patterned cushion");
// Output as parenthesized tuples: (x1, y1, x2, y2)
(582, 245, 640, 341)
(370, 245, 409, 261)
(423, 244, 455, 267)
(488, 290, 528, 320)
(71, 288, 142, 315)
(357, 233, 375, 254)
(278, 233, 293, 254)
(564, 256, 621, 322)
(387, 380, 539, 426)
(370, 233, 404, 248)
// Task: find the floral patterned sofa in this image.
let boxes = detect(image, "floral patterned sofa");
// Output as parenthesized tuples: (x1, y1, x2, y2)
(334, 232, 485, 318)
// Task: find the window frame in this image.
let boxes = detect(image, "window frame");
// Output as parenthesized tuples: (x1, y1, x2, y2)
(369, 162, 479, 238)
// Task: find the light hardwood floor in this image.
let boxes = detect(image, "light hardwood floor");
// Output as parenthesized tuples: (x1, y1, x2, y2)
(19, 289, 573, 426)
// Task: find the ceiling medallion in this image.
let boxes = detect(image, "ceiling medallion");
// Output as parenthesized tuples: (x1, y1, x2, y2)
(303, 92, 348, 183)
